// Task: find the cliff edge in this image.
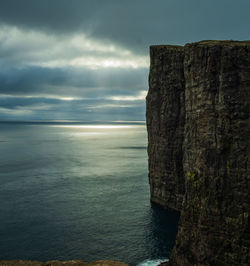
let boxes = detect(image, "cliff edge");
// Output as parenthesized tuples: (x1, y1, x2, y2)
(147, 40, 250, 265)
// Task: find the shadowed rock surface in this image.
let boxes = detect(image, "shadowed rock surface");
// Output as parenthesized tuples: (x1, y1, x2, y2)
(146, 45, 185, 211)
(147, 40, 250, 265)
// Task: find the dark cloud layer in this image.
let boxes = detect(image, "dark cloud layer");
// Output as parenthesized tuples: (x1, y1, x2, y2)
(1, 0, 250, 54)
(0, 66, 148, 120)
(0, 94, 146, 121)
(0, 0, 249, 121)
(0, 66, 148, 96)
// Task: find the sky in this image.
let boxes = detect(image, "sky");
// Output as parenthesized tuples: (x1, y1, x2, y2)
(0, 0, 249, 121)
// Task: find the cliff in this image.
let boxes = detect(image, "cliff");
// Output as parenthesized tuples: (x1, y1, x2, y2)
(147, 40, 250, 265)
(147, 45, 185, 211)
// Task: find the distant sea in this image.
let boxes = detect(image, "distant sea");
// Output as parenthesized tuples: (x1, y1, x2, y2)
(0, 121, 179, 266)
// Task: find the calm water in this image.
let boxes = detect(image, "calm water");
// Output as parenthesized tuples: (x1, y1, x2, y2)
(0, 122, 179, 266)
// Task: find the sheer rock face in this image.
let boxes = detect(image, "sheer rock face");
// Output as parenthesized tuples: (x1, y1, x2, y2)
(146, 45, 186, 211)
(147, 41, 250, 265)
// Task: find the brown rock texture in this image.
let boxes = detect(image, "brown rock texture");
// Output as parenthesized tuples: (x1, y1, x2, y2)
(0, 260, 128, 266)
(147, 40, 250, 265)
(146, 45, 186, 211)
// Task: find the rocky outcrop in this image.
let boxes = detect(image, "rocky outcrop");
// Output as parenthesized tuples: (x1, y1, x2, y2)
(0, 260, 128, 266)
(146, 45, 185, 211)
(147, 40, 250, 265)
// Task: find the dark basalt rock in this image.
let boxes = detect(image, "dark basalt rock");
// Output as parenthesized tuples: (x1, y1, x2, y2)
(146, 45, 186, 211)
(147, 40, 250, 266)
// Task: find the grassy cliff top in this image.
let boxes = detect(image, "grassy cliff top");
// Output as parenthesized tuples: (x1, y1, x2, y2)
(150, 40, 250, 50)
(150, 44, 184, 49)
(188, 40, 250, 46)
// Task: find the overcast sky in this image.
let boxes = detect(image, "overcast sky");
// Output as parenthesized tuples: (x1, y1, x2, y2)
(0, 0, 249, 121)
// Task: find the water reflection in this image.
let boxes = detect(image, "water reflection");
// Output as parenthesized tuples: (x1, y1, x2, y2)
(0, 122, 179, 266)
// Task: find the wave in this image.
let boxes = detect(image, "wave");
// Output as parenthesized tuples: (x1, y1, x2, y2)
(137, 258, 169, 266)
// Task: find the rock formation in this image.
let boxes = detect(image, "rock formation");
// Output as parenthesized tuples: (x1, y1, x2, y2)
(147, 40, 250, 265)
(146, 45, 185, 211)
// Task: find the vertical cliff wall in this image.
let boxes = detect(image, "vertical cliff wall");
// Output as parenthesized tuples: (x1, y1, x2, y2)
(147, 41, 250, 265)
(146, 45, 185, 211)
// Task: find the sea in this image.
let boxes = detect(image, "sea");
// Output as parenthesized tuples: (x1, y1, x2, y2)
(0, 121, 179, 266)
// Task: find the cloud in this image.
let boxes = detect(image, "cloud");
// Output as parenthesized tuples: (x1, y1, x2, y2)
(0, 107, 33, 116)
(109, 91, 147, 101)
(0, 25, 148, 69)
(0, 0, 249, 54)
(0, 94, 146, 121)
(0, 0, 249, 121)
(0, 65, 148, 97)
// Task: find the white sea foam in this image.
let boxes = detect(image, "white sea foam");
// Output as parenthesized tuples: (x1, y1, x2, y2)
(137, 258, 169, 266)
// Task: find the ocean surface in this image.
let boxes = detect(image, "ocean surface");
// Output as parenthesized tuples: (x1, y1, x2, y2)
(0, 122, 179, 266)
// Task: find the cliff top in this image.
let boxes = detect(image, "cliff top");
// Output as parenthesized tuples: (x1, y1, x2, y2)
(187, 40, 250, 47)
(150, 44, 183, 49)
(150, 40, 250, 50)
